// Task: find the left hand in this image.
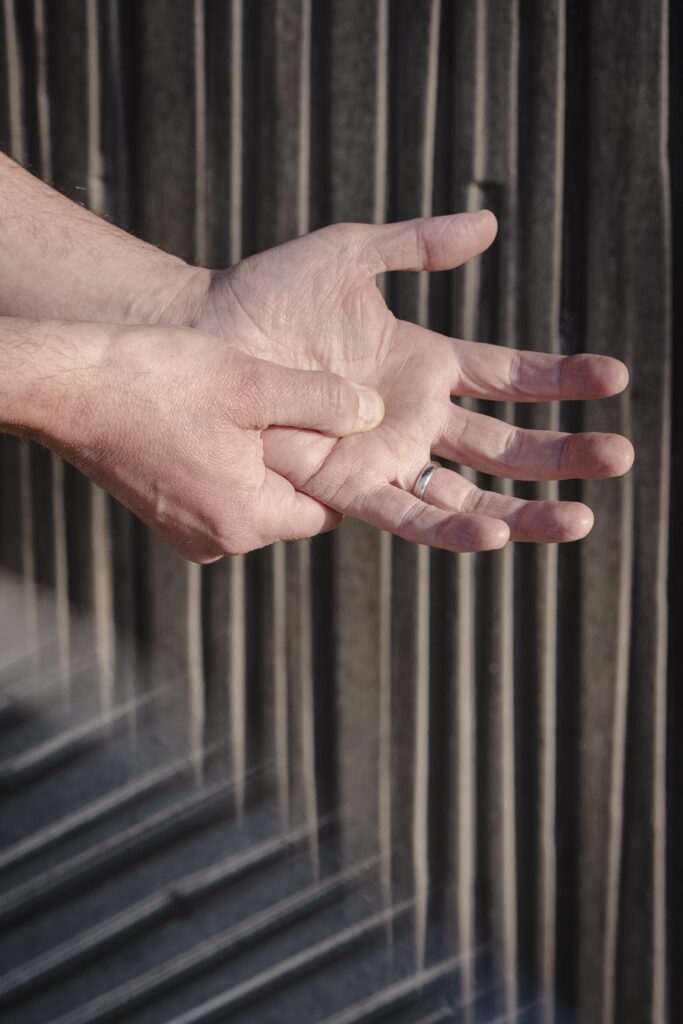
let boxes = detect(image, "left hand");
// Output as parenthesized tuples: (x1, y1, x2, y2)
(181, 211, 633, 552)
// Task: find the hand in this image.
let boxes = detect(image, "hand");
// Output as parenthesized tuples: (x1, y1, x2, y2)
(27, 323, 385, 562)
(182, 211, 633, 551)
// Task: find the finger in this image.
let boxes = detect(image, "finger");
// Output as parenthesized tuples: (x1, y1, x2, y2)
(420, 465, 594, 543)
(237, 357, 385, 436)
(359, 210, 498, 275)
(436, 405, 635, 481)
(444, 336, 629, 401)
(257, 469, 342, 542)
(355, 481, 509, 552)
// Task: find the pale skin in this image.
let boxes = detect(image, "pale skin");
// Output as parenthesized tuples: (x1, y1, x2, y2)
(0, 155, 634, 560)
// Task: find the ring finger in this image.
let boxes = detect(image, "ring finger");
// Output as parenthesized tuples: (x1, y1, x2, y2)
(418, 463, 595, 543)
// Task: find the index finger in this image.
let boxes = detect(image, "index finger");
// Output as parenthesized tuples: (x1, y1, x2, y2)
(450, 339, 629, 402)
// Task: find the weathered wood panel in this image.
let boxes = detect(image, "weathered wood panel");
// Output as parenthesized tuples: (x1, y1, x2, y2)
(0, 2, 676, 1021)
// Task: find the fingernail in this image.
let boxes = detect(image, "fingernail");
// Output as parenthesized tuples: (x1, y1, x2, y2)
(353, 384, 385, 429)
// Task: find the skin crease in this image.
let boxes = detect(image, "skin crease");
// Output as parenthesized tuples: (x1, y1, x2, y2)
(167, 210, 635, 553)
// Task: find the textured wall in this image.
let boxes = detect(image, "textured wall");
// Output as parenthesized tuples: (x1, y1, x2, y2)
(0, 2, 678, 1023)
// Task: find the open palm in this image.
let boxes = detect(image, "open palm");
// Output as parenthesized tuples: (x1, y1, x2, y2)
(193, 212, 633, 551)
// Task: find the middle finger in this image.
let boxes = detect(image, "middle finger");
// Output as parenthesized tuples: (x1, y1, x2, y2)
(435, 405, 634, 481)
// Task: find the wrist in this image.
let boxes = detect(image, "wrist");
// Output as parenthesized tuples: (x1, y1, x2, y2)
(69, 253, 210, 329)
(152, 264, 214, 330)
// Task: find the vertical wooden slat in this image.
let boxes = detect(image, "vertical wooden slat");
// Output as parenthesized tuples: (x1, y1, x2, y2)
(600, 491, 633, 1024)
(375, 0, 392, 927)
(99, 0, 139, 718)
(248, 0, 312, 837)
(2, 0, 22, 158)
(18, 445, 36, 662)
(2, 0, 39, 671)
(135, 0, 201, 762)
(594, 4, 669, 1022)
(411, 0, 441, 975)
(294, 0, 320, 875)
(446, 4, 488, 1015)
(573, 4, 669, 1023)
(515, 4, 566, 1020)
(328, 0, 384, 877)
(386, 0, 441, 969)
(184, 0, 207, 781)
(473, 4, 519, 1017)
(196, 0, 230, 765)
(272, 539, 289, 826)
(85, 0, 115, 715)
(262, 0, 299, 831)
(32, 0, 50, 181)
(668, 6, 683, 1020)
(227, 0, 248, 816)
(50, 457, 70, 698)
(624, 9, 670, 1020)
(38, 0, 72, 703)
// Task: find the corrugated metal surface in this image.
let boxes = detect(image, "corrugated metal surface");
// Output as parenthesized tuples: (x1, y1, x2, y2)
(0, 1, 678, 1022)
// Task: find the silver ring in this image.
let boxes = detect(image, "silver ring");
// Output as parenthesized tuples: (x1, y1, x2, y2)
(412, 461, 439, 501)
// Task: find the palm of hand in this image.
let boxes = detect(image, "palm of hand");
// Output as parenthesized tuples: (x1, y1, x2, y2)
(198, 214, 633, 550)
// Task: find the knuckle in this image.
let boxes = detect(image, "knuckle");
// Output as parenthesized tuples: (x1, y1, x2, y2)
(233, 361, 272, 426)
(507, 349, 524, 393)
(197, 499, 251, 558)
(432, 514, 458, 548)
(558, 354, 573, 396)
(411, 219, 428, 268)
(501, 426, 526, 467)
(326, 374, 355, 424)
(558, 433, 576, 475)
(304, 371, 355, 432)
(181, 520, 228, 563)
(213, 526, 253, 557)
(459, 481, 483, 514)
(395, 500, 425, 537)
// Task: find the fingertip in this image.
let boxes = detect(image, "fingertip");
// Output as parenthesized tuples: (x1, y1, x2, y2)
(566, 354, 630, 398)
(352, 383, 385, 432)
(551, 501, 594, 542)
(588, 433, 635, 478)
(592, 355, 630, 396)
(607, 358, 630, 395)
(486, 518, 511, 549)
(475, 208, 498, 241)
(618, 437, 636, 473)
(455, 209, 498, 253)
(570, 502, 594, 541)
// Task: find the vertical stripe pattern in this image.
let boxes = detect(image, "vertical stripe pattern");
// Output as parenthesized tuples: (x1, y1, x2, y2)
(0, 2, 675, 1021)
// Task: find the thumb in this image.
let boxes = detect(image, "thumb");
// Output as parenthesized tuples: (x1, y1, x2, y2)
(235, 358, 385, 436)
(359, 210, 498, 275)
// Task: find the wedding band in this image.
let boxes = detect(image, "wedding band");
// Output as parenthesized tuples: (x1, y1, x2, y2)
(412, 461, 439, 501)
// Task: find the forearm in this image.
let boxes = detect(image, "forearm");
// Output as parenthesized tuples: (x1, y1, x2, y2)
(0, 316, 112, 451)
(0, 153, 204, 326)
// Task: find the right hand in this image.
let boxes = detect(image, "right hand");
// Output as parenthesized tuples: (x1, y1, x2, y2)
(46, 324, 385, 562)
